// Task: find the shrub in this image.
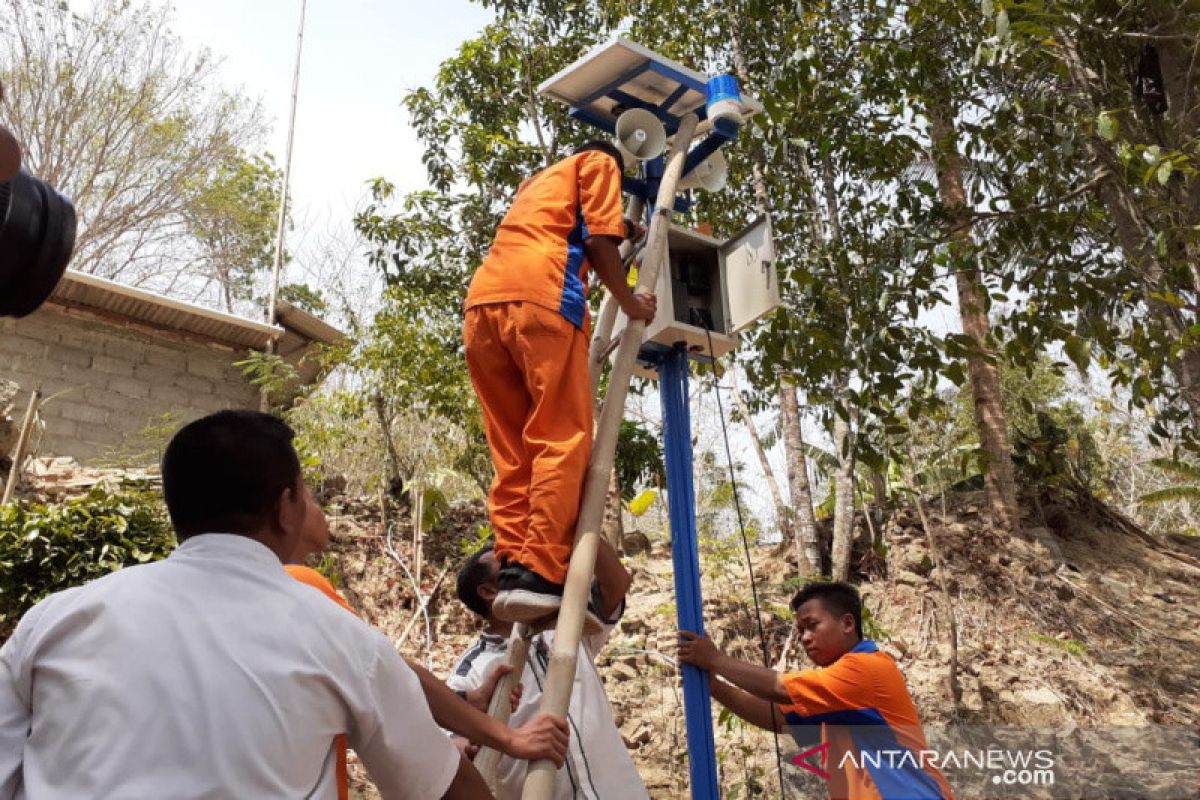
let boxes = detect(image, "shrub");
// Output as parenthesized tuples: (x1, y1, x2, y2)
(0, 488, 175, 636)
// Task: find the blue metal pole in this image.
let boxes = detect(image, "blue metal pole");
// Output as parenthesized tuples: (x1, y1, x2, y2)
(658, 345, 720, 800)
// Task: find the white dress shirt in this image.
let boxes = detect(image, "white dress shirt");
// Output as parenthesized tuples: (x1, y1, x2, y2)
(0, 534, 460, 799)
(447, 620, 647, 800)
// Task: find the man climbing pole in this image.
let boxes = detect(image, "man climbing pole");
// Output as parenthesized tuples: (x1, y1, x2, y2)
(463, 140, 655, 626)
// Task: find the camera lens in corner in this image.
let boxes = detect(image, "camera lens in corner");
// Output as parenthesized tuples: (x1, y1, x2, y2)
(0, 168, 78, 318)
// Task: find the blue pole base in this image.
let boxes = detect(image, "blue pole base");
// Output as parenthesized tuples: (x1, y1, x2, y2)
(657, 346, 720, 800)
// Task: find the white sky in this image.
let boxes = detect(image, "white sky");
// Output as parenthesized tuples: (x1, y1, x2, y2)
(170, 0, 494, 225)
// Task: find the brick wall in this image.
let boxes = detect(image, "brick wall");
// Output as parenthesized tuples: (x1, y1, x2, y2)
(0, 307, 260, 464)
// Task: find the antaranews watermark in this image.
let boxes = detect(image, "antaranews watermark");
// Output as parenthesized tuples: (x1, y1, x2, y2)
(784, 724, 1196, 798)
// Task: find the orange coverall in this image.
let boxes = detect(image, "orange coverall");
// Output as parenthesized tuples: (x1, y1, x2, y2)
(464, 149, 625, 584)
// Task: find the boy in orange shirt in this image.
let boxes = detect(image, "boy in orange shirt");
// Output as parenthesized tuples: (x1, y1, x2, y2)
(464, 140, 656, 624)
(678, 582, 953, 799)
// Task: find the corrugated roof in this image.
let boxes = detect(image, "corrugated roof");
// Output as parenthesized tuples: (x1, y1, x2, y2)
(47, 271, 346, 383)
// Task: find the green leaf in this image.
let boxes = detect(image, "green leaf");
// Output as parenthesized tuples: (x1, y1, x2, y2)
(996, 9, 1010, 39)
(1149, 457, 1200, 482)
(1064, 336, 1090, 373)
(1140, 486, 1200, 505)
(1150, 291, 1186, 308)
(1097, 112, 1118, 142)
(1157, 160, 1173, 186)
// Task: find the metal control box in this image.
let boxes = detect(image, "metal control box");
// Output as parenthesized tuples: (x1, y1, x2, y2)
(614, 215, 779, 377)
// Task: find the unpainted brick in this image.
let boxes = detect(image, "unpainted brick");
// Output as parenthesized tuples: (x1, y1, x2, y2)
(90, 354, 137, 377)
(174, 373, 215, 396)
(59, 400, 109, 426)
(106, 376, 151, 400)
(54, 346, 94, 369)
(186, 355, 233, 381)
(145, 345, 187, 368)
(133, 362, 182, 386)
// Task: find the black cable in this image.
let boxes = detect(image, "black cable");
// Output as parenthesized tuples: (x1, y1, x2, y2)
(702, 325, 789, 799)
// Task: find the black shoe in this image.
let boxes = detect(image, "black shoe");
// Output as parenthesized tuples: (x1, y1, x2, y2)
(493, 562, 564, 623)
(527, 581, 610, 637)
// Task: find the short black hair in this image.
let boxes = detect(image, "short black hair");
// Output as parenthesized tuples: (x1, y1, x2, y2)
(161, 410, 302, 539)
(572, 139, 624, 170)
(790, 581, 863, 639)
(456, 544, 495, 618)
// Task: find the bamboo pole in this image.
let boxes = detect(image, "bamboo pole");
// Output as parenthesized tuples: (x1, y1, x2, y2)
(412, 483, 424, 584)
(474, 623, 533, 791)
(521, 112, 699, 799)
(2, 388, 40, 506)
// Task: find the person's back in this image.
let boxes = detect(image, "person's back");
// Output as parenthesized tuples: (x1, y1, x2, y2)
(2, 536, 453, 798)
(0, 410, 479, 800)
(461, 142, 655, 626)
(466, 149, 627, 328)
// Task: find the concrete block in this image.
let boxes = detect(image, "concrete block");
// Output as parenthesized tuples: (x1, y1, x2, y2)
(52, 346, 94, 370)
(10, 315, 63, 344)
(90, 390, 143, 413)
(70, 442, 102, 464)
(6, 356, 58, 384)
(0, 335, 47, 360)
(133, 362, 182, 387)
(174, 374, 214, 396)
(79, 423, 128, 447)
(59, 400, 109, 426)
(187, 355, 233, 381)
(106, 376, 151, 400)
(148, 384, 194, 407)
(145, 345, 188, 368)
(90, 355, 136, 377)
(45, 418, 78, 441)
(101, 336, 149, 364)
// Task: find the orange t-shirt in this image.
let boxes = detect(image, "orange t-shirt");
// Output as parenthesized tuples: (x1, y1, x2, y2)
(285, 564, 354, 800)
(780, 640, 953, 800)
(465, 150, 626, 329)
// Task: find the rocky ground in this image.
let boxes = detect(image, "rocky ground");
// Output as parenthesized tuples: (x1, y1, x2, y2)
(320, 489, 1200, 799)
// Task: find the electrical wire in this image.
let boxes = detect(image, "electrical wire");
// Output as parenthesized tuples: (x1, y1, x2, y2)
(703, 324, 789, 798)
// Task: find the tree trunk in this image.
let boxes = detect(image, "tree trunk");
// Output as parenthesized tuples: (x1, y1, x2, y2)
(927, 106, 1021, 534)
(601, 467, 624, 552)
(371, 392, 405, 499)
(778, 379, 822, 574)
(732, 375, 794, 545)
(830, 391, 855, 581)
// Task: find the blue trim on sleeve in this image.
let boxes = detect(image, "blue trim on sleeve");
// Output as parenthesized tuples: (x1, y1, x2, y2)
(785, 692, 945, 798)
(559, 207, 587, 328)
